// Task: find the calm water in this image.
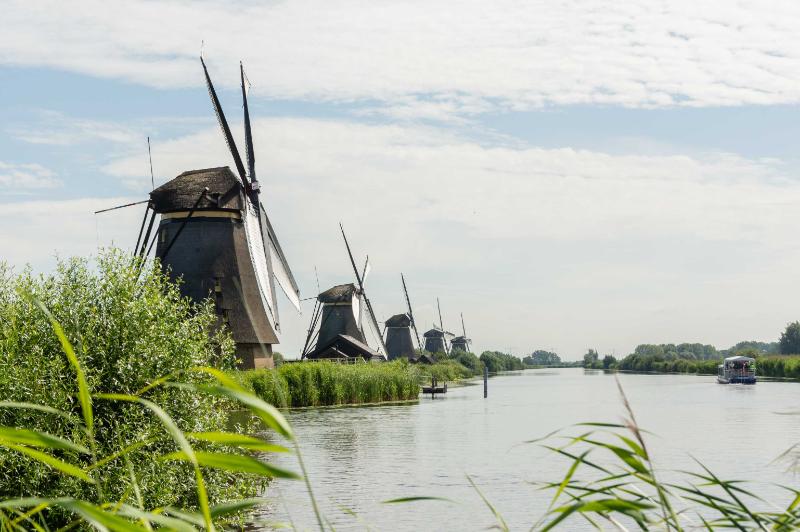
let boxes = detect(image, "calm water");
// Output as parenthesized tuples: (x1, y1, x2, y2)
(255, 369, 800, 530)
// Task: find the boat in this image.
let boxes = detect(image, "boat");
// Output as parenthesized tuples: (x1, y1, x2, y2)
(717, 356, 756, 384)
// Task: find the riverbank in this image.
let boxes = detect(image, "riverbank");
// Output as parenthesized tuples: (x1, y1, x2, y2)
(595, 354, 800, 380)
(239, 360, 485, 408)
(236, 358, 495, 408)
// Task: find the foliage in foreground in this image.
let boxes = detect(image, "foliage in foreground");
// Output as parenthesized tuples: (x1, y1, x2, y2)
(0, 252, 276, 521)
(0, 299, 304, 528)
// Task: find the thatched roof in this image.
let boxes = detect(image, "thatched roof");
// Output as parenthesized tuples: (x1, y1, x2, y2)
(150, 167, 244, 213)
(385, 313, 411, 327)
(423, 327, 455, 338)
(318, 283, 358, 303)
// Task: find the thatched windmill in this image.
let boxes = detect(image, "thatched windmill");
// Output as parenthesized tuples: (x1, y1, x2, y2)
(133, 58, 301, 369)
(450, 313, 472, 353)
(301, 225, 387, 361)
(384, 273, 423, 361)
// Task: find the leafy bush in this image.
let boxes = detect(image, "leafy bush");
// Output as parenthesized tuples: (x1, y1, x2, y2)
(417, 359, 475, 382)
(0, 252, 302, 528)
(448, 351, 483, 374)
(480, 351, 524, 373)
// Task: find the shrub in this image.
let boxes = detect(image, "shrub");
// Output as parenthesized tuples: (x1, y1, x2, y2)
(0, 251, 265, 524)
(480, 351, 524, 373)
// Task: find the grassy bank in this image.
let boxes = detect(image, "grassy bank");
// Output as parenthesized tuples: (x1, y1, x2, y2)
(609, 353, 800, 379)
(241, 361, 421, 407)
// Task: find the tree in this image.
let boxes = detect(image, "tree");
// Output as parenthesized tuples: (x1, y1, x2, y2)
(583, 349, 599, 367)
(602, 354, 617, 369)
(524, 349, 561, 366)
(780, 322, 800, 355)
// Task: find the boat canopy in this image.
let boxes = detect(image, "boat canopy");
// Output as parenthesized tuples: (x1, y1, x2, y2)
(724, 356, 755, 363)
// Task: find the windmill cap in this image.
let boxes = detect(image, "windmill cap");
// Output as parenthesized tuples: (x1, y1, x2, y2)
(150, 166, 243, 213)
(318, 283, 358, 303)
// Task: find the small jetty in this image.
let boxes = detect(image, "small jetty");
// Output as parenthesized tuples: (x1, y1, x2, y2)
(422, 377, 447, 398)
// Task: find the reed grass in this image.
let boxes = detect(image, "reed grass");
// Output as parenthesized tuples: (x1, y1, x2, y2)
(242, 360, 420, 408)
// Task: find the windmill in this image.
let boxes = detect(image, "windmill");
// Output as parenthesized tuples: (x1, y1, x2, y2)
(301, 225, 387, 361)
(423, 298, 454, 354)
(133, 57, 301, 369)
(384, 273, 423, 361)
(450, 313, 472, 353)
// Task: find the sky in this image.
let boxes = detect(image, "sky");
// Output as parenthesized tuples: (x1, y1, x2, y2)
(2, 0, 800, 360)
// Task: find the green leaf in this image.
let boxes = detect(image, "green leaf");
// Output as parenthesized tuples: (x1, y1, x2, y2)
(114, 504, 196, 531)
(467, 474, 508, 532)
(209, 498, 268, 518)
(382, 496, 455, 504)
(0, 401, 78, 424)
(4, 444, 93, 483)
(161, 451, 300, 479)
(179, 383, 294, 440)
(56, 500, 143, 532)
(0, 427, 89, 454)
(34, 300, 93, 432)
(186, 432, 290, 453)
(95, 393, 213, 530)
(189, 366, 246, 391)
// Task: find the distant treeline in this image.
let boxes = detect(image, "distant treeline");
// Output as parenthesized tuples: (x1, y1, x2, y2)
(580, 321, 800, 379)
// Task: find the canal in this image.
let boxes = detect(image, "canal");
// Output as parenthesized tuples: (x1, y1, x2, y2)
(256, 368, 800, 530)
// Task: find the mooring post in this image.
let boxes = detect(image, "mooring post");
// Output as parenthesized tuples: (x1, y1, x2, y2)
(483, 366, 488, 398)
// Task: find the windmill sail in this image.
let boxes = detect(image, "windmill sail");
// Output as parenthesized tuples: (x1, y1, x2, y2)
(260, 207, 302, 311)
(201, 56, 247, 184)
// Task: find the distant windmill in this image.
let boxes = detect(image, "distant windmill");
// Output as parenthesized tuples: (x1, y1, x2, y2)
(301, 225, 387, 361)
(423, 298, 454, 354)
(450, 313, 472, 353)
(117, 57, 301, 369)
(384, 273, 423, 361)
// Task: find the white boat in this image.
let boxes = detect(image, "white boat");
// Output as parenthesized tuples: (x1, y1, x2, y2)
(717, 356, 756, 384)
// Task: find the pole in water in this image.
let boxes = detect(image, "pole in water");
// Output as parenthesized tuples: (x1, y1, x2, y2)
(483, 366, 488, 398)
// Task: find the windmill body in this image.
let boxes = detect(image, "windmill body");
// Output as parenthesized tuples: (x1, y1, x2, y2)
(304, 283, 383, 361)
(450, 336, 471, 353)
(384, 312, 416, 360)
(423, 327, 455, 354)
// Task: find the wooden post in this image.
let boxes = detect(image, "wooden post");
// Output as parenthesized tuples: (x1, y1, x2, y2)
(483, 366, 488, 398)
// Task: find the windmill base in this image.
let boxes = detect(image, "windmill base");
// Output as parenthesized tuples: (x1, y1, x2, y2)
(236, 343, 274, 370)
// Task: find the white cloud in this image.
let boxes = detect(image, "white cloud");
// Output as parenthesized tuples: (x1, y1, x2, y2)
(10, 110, 141, 146)
(0, 161, 60, 189)
(0, 197, 144, 272)
(3, 0, 800, 111)
(96, 117, 800, 358)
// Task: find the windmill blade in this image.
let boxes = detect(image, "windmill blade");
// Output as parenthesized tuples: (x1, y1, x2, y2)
(401, 273, 422, 349)
(240, 62, 258, 189)
(340, 223, 388, 356)
(461, 312, 467, 338)
(94, 199, 149, 214)
(201, 55, 248, 185)
(361, 255, 371, 285)
(260, 205, 301, 311)
(437, 297, 449, 353)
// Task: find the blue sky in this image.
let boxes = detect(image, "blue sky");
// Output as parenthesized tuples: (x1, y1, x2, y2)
(3, 0, 800, 359)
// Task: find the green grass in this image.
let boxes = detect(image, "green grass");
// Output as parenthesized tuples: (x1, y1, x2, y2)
(241, 360, 421, 407)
